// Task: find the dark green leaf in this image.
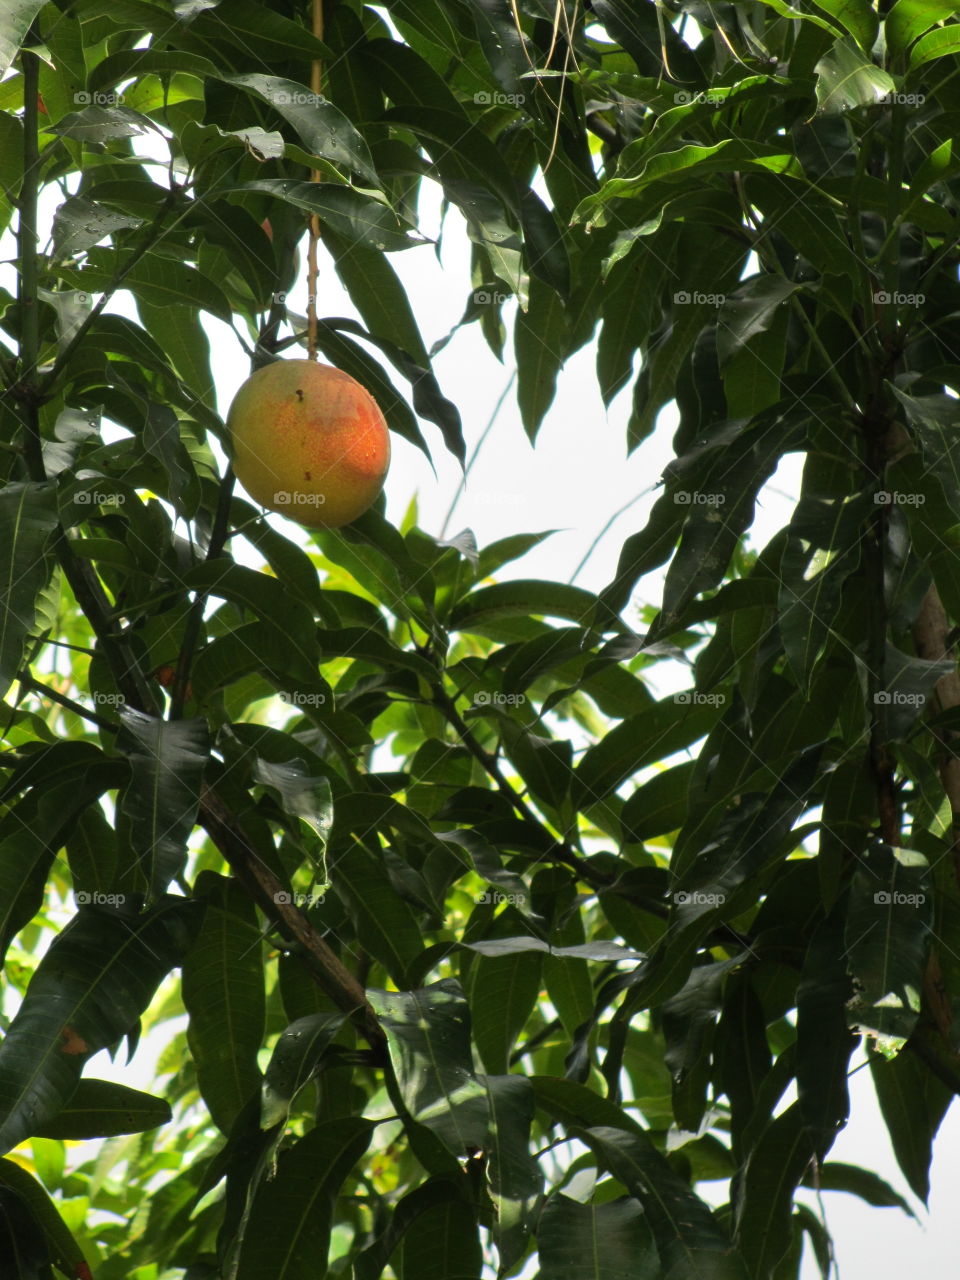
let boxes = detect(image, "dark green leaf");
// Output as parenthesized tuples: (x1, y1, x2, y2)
(367, 981, 490, 1155)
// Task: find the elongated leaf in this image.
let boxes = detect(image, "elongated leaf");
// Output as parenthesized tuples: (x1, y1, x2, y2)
(332, 839, 423, 983)
(814, 40, 895, 112)
(573, 696, 718, 811)
(261, 1012, 349, 1129)
(578, 1126, 749, 1279)
(368, 981, 490, 1155)
(236, 1118, 374, 1280)
(538, 1194, 658, 1280)
(482, 1074, 542, 1273)
(182, 872, 265, 1134)
(0, 897, 201, 1154)
(869, 1042, 952, 1204)
(908, 22, 960, 68)
(734, 1103, 813, 1279)
(796, 913, 858, 1161)
(0, 2, 44, 76)
(322, 229, 429, 364)
(885, 0, 959, 54)
(465, 917, 542, 1074)
(0, 482, 59, 698)
(808, 1162, 914, 1215)
(394, 1192, 482, 1280)
(51, 194, 141, 261)
(515, 277, 569, 441)
(233, 180, 421, 251)
(28, 1079, 171, 1139)
(0, 745, 120, 964)
(845, 845, 932, 1044)
(226, 73, 378, 185)
(0, 1158, 86, 1277)
(118, 709, 210, 898)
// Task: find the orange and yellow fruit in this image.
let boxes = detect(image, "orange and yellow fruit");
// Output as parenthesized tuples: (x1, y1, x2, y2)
(227, 359, 390, 529)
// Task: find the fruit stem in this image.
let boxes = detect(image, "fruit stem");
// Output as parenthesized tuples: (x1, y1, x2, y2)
(307, 0, 324, 362)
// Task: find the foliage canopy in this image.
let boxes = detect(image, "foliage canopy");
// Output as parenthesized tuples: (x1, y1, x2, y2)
(2, 0, 960, 1276)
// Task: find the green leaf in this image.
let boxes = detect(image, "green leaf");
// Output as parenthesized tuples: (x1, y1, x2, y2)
(394, 1192, 482, 1280)
(573, 696, 719, 812)
(51, 194, 141, 262)
(796, 913, 858, 1161)
(323, 229, 428, 365)
(233, 180, 421, 252)
(464, 910, 543, 1074)
(136, 299, 216, 410)
(0, 1158, 86, 1277)
(188, 0, 332, 62)
(182, 872, 265, 1135)
(811, 0, 879, 50)
(716, 276, 799, 367)
(0, 482, 59, 698)
(515, 276, 569, 441)
(0, 897, 201, 1155)
(734, 1103, 814, 1279)
(578, 1126, 749, 1279)
(808, 1162, 915, 1215)
(331, 839, 424, 984)
(224, 73, 379, 184)
(261, 1012, 349, 1129)
(869, 1042, 952, 1204)
(908, 21, 960, 68)
(28, 1079, 171, 1140)
(0, 745, 120, 965)
(885, 0, 959, 54)
(367, 981, 490, 1155)
(0, 2, 44, 77)
(236, 1119, 374, 1280)
(538, 1194, 658, 1280)
(483, 1074, 543, 1272)
(621, 764, 695, 842)
(814, 40, 896, 113)
(118, 709, 210, 899)
(844, 845, 932, 1044)
(451, 581, 601, 633)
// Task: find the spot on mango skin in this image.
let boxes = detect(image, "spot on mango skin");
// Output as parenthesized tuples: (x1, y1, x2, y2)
(60, 1025, 89, 1055)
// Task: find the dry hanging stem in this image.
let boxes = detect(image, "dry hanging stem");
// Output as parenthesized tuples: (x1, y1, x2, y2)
(306, 0, 324, 361)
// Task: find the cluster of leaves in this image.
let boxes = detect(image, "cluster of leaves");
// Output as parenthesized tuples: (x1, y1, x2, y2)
(2, 0, 960, 1277)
